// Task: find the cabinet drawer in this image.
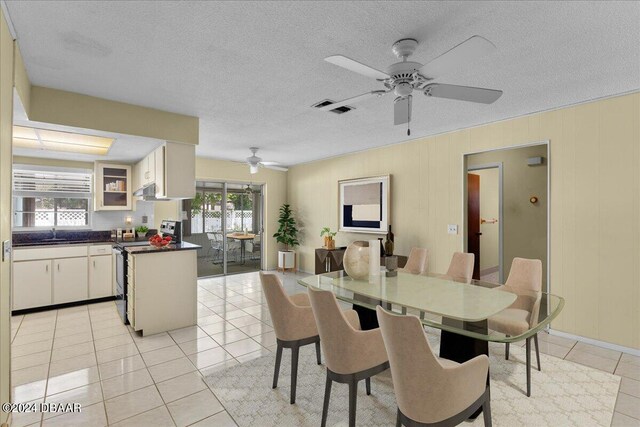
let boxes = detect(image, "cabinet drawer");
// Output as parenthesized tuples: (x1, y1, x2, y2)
(14, 245, 88, 261)
(89, 244, 112, 256)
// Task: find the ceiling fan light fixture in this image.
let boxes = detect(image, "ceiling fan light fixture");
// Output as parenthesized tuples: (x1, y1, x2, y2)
(249, 164, 259, 174)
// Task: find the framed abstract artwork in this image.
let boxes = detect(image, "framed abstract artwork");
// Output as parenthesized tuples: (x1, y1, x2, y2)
(338, 175, 390, 234)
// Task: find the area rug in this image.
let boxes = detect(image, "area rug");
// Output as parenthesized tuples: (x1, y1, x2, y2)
(204, 340, 619, 426)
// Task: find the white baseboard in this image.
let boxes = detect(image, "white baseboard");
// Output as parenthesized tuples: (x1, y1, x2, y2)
(548, 329, 640, 357)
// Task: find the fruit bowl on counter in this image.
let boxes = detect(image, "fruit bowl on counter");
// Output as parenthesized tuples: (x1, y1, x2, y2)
(149, 234, 172, 248)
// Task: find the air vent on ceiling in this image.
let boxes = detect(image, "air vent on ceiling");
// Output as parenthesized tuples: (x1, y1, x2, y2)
(311, 99, 354, 114)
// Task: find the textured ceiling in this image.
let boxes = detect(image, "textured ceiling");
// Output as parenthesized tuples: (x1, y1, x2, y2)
(6, 1, 640, 165)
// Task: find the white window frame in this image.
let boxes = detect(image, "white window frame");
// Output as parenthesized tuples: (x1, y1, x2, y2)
(12, 165, 94, 231)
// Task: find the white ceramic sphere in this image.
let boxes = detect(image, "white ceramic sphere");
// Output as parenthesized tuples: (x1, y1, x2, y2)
(343, 241, 370, 280)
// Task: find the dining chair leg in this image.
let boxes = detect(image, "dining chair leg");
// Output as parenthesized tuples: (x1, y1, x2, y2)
(525, 337, 531, 397)
(290, 345, 300, 404)
(348, 379, 358, 427)
(272, 343, 283, 389)
(534, 333, 541, 371)
(365, 377, 371, 395)
(396, 409, 402, 427)
(321, 373, 332, 427)
(401, 307, 407, 315)
(505, 341, 510, 360)
(315, 340, 322, 365)
(419, 311, 425, 320)
(483, 396, 492, 427)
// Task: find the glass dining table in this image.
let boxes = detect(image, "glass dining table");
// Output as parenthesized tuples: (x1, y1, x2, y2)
(297, 270, 564, 364)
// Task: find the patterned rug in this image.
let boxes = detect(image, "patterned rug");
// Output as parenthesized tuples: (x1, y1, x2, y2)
(204, 339, 619, 427)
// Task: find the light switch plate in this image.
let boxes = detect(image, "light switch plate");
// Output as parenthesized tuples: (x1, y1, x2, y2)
(447, 224, 458, 235)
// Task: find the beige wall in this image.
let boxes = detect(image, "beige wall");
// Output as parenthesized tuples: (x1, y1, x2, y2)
(288, 92, 640, 350)
(468, 145, 548, 286)
(154, 158, 288, 270)
(0, 9, 14, 424)
(28, 86, 199, 145)
(471, 168, 500, 272)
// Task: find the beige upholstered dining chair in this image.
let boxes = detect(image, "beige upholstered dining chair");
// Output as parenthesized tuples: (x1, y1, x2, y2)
(418, 252, 475, 320)
(401, 247, 429, 275)
(487, 257, 543, 397)
(308, 287, 389, 427)
(444, 252, 475, 283)
(376, 307, 491, 427)
(260, 272, 321, 404)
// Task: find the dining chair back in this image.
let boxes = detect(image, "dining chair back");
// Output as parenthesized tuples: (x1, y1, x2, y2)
(444, 252, 475, 283)
(403, 247, 429, 275)
(376, 307, 491, 426)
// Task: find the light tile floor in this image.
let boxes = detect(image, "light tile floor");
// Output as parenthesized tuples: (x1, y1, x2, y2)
(9, 271, 640, 427)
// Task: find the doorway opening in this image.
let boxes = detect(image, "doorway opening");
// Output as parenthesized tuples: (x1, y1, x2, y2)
(182, 181, 264, 277)
(467, 164, 503, 282)
(464, 143, 549, 292)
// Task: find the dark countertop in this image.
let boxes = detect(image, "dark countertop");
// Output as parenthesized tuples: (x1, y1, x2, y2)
(125, 242, 201, 254)
(13, 239, 114, 248)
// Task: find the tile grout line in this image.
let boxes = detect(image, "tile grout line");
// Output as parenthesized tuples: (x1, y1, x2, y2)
(87, 304, 110, 427)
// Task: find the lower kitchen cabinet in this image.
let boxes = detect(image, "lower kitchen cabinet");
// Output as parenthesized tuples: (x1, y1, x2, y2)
(89, 255, 113, 299)
(12, 260, 52, 310)
(53, 257, 88, 304)
(12, 244, 115, 311)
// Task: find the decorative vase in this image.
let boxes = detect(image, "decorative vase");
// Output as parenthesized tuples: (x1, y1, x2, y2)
(326, 238, 336, 250)
(343, 241, 370, 280)
(378, 238, 385, 257)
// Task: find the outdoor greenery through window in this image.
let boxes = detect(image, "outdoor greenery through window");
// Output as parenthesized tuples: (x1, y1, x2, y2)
(13, 168, 92, 228)
(189, 188, 256, 234)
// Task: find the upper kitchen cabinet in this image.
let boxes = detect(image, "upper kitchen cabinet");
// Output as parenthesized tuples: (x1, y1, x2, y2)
(134, 142, 195, 199)
(95, 163, 132, 210)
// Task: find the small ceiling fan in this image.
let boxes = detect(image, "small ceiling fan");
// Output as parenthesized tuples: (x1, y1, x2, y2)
(320, 35, 503, 135)
(245, 147, 288, 174)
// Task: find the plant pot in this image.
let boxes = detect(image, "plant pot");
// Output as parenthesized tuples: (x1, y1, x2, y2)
(278, 250, 296, 270)
(136, 232, 146, 239)
(325, 238, 335, 250)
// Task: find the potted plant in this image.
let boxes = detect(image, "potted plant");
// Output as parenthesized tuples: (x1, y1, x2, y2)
(320, 227, 337, 250)
(273, 204, 299, 272)
(135, 225, 149, 239)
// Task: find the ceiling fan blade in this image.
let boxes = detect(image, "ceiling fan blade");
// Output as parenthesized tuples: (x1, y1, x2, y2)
(394, 96, 412, 126)
(419, 35, 496, 79)
(317, 90, 387, 111)
(259, 161, 280, 166)
(424, 83, 503, 104)
(263, 165, 288, 172)
(325, 55, 389, 80)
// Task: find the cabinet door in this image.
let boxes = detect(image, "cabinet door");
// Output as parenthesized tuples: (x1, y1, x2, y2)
(154, 146, 164, 197)
(147, 150, 156, 185)
(12, 260, 52, 310)
(89, 255, 113, 299)
(53, 257, 88, 304)
(95, 163, 132, 211)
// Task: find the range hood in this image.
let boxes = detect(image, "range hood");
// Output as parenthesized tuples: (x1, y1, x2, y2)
(133, 184, 171, 201)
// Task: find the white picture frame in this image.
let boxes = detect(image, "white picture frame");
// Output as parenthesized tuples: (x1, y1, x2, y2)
(338, 175, 390, 234)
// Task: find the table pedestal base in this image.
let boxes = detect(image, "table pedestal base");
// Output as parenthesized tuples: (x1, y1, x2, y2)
(439, 318, 489, 420)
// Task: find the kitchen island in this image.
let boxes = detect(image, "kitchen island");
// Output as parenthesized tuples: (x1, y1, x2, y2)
(126, 242, 200, 335)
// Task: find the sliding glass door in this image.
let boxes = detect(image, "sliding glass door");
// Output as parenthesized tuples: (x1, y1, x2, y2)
(183, 181, 263, 277)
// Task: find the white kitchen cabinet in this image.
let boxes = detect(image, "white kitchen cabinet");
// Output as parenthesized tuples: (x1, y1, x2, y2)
(12, 260, 52, 310)
(132, 142, 195, 199)
(89, 255, 113, 299)
(53, 257, 88, 304)
(129, 250, 197, 335)
(95, 163, 132, 211)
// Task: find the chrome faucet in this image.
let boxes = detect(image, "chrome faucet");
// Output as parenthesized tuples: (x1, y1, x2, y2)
(52, 227, 57, 239)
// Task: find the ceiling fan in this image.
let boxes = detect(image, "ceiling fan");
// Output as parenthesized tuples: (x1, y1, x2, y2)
(245, 147, 288, 174)
(320, 35, 503, 135)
